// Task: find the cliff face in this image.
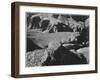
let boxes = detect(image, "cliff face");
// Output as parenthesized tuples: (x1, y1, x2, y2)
(26, 13, 89, 67)
(27, 32, 80, 48)
(27, 13, 89, 32)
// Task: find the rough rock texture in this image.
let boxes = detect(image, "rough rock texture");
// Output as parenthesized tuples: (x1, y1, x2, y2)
(26, 39, 88, 67)
(26, 46, 88, 67)
(26, 49, 50, 67)
(26, 40, 61, 67)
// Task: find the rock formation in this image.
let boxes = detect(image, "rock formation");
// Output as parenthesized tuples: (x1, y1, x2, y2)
(26, 13, 89, 67)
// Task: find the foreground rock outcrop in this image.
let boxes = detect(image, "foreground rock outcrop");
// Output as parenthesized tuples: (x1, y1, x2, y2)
(26, 46, 88, 67)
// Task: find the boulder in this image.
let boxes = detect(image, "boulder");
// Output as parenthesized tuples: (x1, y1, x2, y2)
(77, 47, 89, 63)
(26, 49, 50, 67)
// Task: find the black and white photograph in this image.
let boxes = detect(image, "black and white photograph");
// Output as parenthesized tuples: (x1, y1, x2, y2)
(26, 13, 89, 67)
(11, 2, 97, 78)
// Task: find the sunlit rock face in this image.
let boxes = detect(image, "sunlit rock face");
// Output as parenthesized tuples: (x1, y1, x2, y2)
(26, 49, 49, 67)
(27, 32, 80, 49)
(26, 13, 89, 67)
(85, 18, 89, 28)
(77, 47, 89, 63)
